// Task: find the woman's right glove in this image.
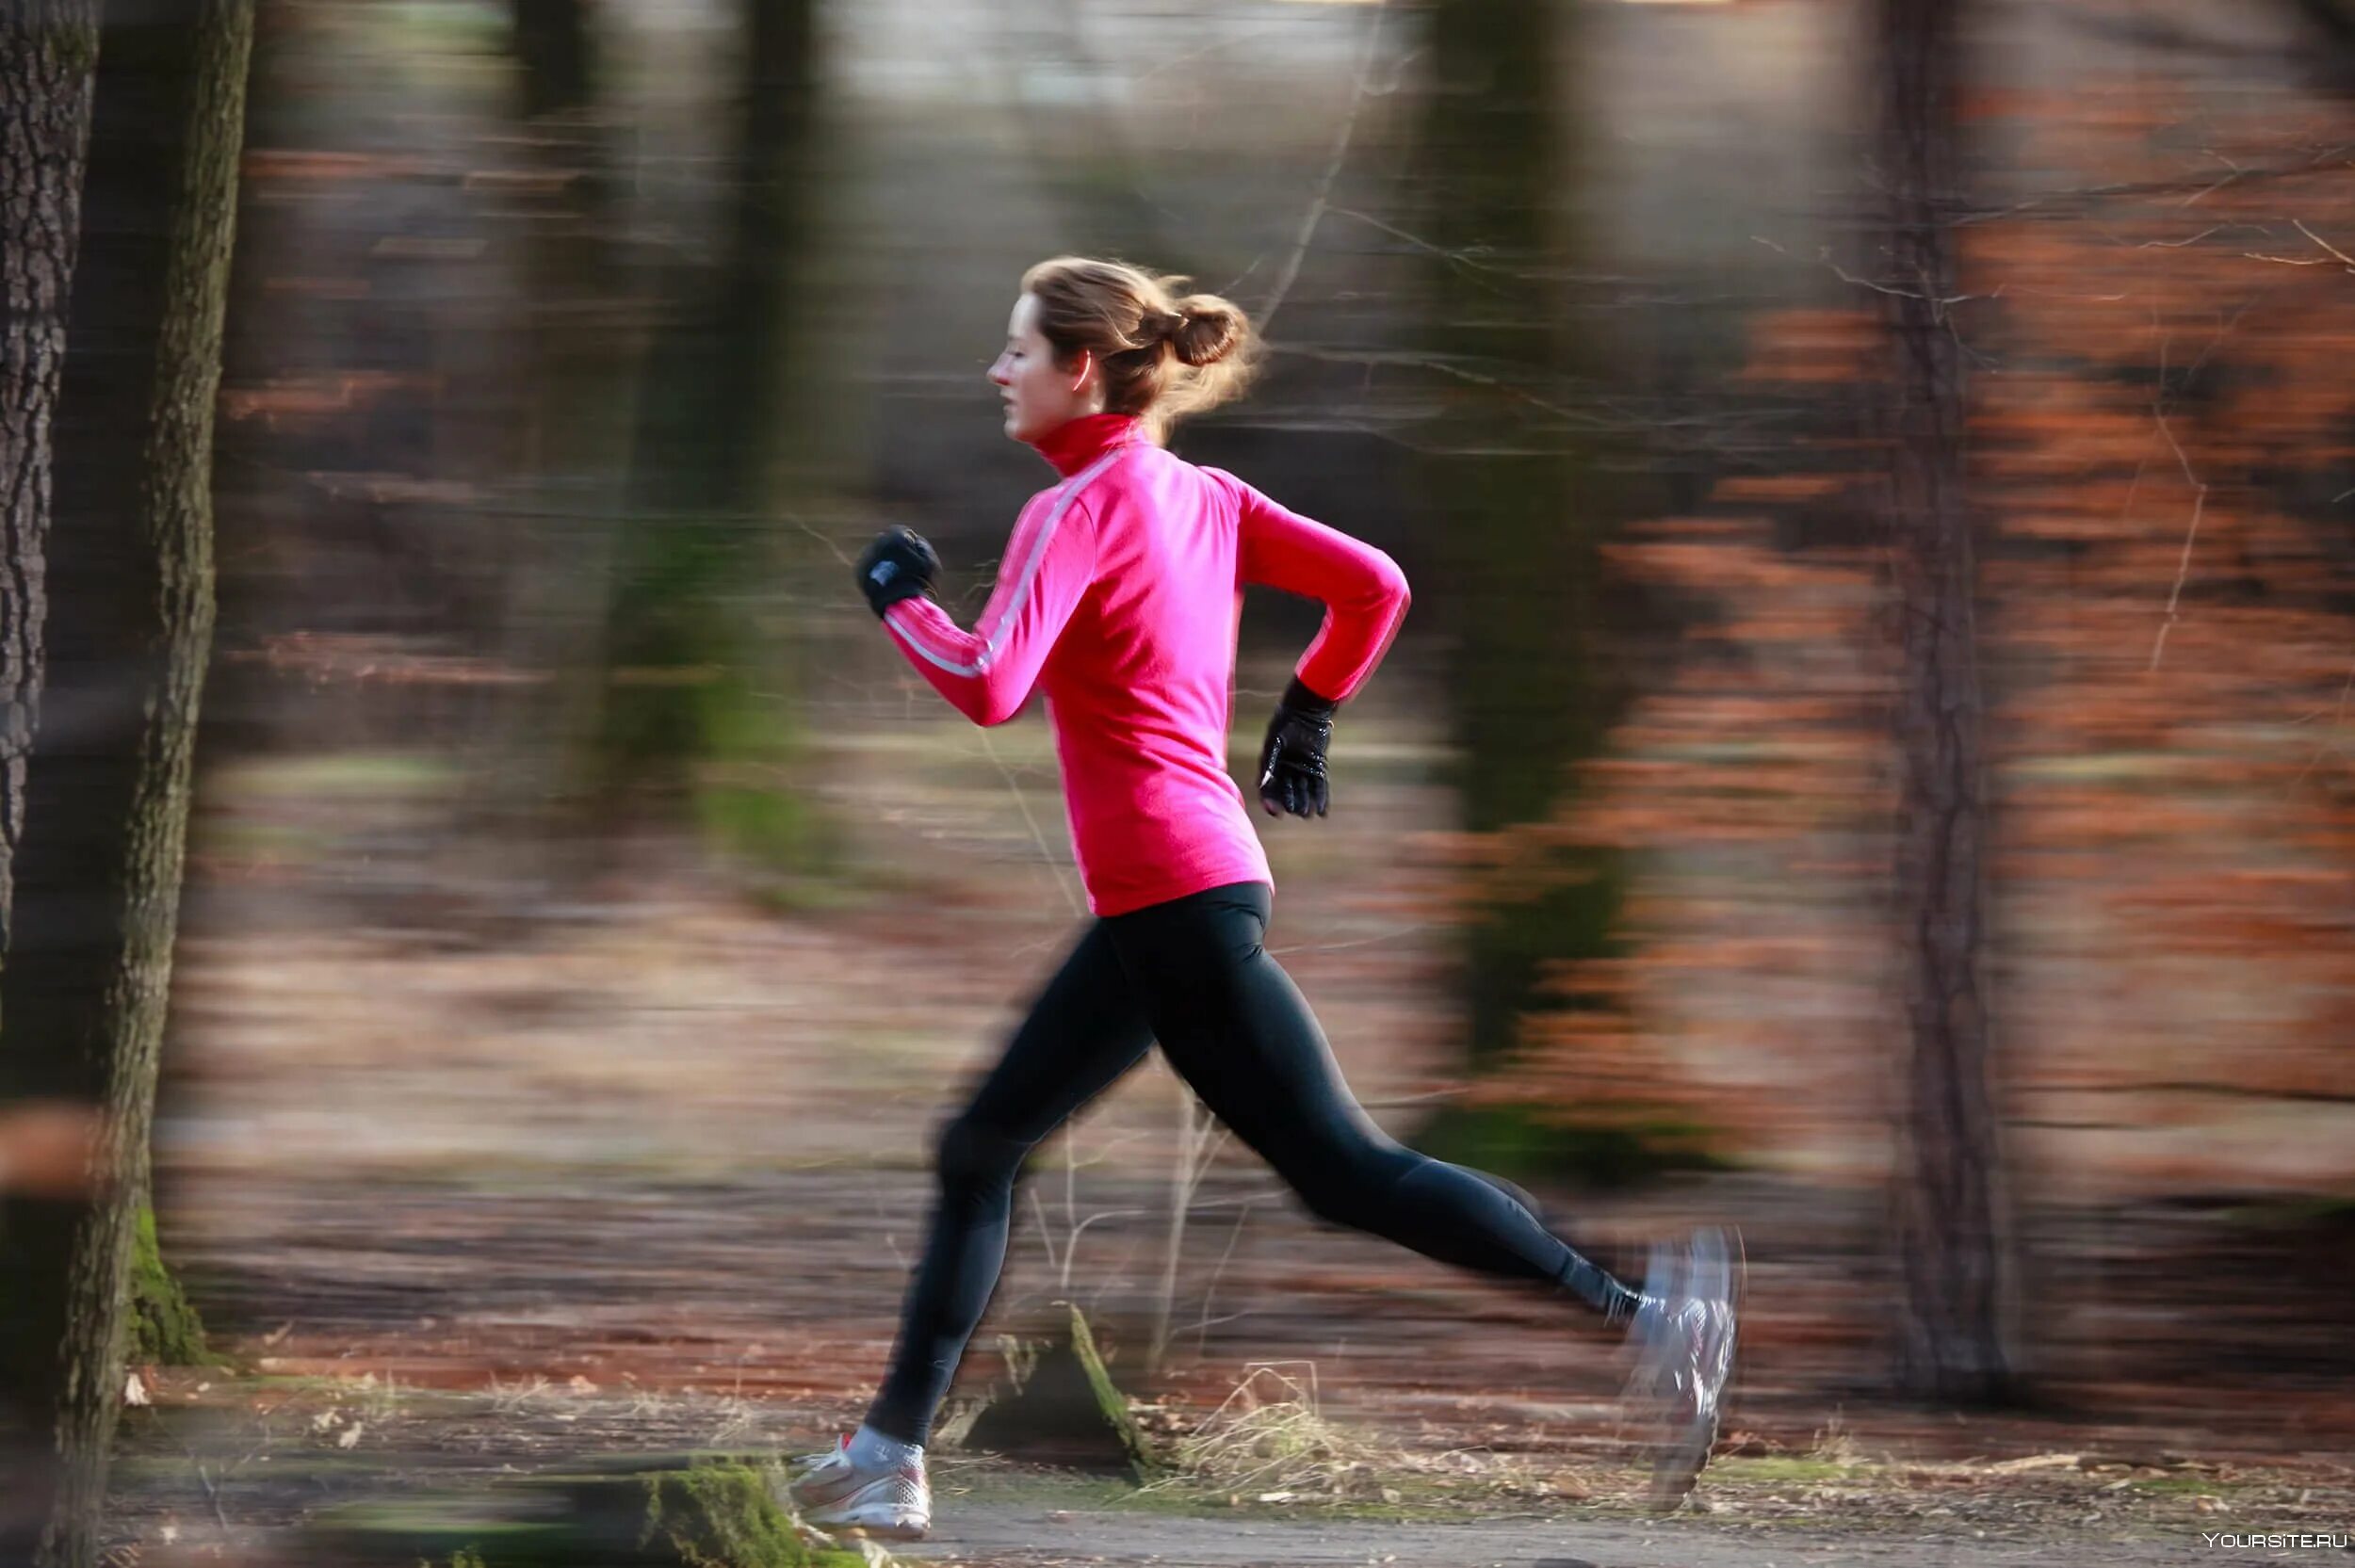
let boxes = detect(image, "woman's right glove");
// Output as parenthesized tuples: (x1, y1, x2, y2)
(1257, 676, 1339, 818)
(854, 526, 940, 618)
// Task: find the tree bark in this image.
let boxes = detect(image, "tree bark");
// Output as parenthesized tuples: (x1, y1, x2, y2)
(0, 0, 252, 1557)
(512, 0, 595, 121)
(1874, 0, 2012, 1403)
(2292, 0, 2355, 51)
(0, 3, 102, 1541)
(0, 5, 101, 974)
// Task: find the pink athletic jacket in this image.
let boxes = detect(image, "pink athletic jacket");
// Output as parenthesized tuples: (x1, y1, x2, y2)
(882, 412, 1409, 917)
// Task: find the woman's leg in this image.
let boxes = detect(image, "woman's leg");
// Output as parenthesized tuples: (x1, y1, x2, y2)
(1104, 882, 1640, 1322)
(863, 921, 1155, 1445)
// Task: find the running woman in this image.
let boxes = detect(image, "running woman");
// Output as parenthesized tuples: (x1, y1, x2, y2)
(790, 257, 1737, 1538)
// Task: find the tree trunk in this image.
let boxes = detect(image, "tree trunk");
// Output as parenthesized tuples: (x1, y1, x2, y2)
(512, 0, 594, 121)
(1874, 0, 2012, 1404)
(2292, 0, 2355, 52)
(1418, 0, 1617, 1071)
(589, 0, 821, 874)
(1401, 0, 1650, 1186)
(0, 4, 101, 974)
(0, 0, 252, 1557)
(459, 0, 633, 885)
(0, 3, 102, 1544)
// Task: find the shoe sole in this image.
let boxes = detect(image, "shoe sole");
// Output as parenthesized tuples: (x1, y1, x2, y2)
(788, 1463, 931, 1542)
(820, 1519, 930, 1542)
(1648, 1224, 1745, 1514)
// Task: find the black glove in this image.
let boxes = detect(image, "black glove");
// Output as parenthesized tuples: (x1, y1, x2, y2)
(1257, 676, 1339, 818)
(854, 526, 940, 618)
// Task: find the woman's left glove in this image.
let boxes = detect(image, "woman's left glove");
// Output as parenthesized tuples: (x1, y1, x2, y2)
(855, 526, 940, 618)
(1257, 676, 1339, 818)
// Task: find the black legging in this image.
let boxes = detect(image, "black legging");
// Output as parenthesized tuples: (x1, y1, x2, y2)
(865, 881, 1636, 1446)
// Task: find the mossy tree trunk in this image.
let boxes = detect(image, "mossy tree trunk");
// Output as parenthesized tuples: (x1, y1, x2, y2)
(0, 0, 252, 1560)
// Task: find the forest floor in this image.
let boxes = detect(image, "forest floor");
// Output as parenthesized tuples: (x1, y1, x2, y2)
(101, 1353, 2355, 1566)
(101, 1156, 2355, 1566)
(106, 733, 2355, 1564)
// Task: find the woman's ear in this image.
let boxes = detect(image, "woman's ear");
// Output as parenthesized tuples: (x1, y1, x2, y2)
(1069, 348, 1094, 395)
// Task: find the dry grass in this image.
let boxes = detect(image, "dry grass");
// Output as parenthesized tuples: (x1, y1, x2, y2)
(1807, 1410, 1865, 1468)
(1145, 1362, 1583, 1508)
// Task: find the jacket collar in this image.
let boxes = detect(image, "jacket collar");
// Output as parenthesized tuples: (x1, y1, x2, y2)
(1030, 412, 1145, 477)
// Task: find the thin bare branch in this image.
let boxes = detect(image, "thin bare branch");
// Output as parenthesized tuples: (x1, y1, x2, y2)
(1056, 1207, 1154, 1293)
(2293, 218, 2355, 268)
(1258, 1, 1388, 336)
(1028, 1187, 1062, 1276)
(1194, 1200, 1259, 1358)
(2147, 381, 2209, 673)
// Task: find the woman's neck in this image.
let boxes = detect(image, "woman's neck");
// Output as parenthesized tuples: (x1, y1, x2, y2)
(1030, 412, 1145, 477)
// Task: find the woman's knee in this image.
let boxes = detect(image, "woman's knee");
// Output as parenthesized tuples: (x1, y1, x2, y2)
(933, 1115, 1031, 1195)
(1282, 1140, 1421, 1229)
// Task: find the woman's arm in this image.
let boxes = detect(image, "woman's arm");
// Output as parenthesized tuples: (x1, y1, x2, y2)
(1217, 469, 1410, 703)
(880, 490, 1100, 726)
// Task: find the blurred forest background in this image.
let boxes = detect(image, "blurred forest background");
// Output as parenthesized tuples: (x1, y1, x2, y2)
(4, 0, 2354, 1560)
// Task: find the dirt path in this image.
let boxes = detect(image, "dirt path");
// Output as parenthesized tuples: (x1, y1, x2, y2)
(910, 1500, 2223, 1567)
(107, 1374, 2345, 1568)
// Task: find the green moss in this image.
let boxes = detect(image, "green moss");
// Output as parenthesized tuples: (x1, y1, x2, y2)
(218, 752, 457, 800)
(316, 1511, 575, 1566)
(962, 1304, 1159, 1480)
(314, 1458, 828, 1565)
(1065, 1305, 1159, 1478)
(129, 1204, 217, 1366)
(639, 1460, 808, 1567)
(2219, 1193, 2355, 1232)
(689, 673, 829, 881)
(1709, 1456, 1871, 1485)
(44, 23, 102, 76)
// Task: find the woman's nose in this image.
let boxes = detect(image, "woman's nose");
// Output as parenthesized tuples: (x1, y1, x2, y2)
(986, 358, 1011, 385)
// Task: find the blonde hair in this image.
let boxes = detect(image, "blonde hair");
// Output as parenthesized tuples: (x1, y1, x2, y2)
(1018, 256, 1260, 435)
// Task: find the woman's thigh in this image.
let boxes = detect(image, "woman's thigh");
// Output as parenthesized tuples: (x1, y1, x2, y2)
(951, 918, 1158, 1148)
(1107, 885, 1403, 1176)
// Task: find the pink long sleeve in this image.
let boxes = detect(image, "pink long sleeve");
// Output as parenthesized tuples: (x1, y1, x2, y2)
(1217, 471, 1411, 703)
(882, 479, 1102, 727)
(869, 414, 1411, 916)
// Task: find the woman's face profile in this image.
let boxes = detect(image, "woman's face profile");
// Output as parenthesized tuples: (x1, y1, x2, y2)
(987, 292, 1097, 444)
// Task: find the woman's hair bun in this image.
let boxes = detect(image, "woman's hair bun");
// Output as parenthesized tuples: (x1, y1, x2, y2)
(1167, 295, 1246, 368)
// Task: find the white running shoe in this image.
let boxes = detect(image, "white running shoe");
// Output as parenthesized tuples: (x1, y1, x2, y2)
(1623, 1225, 1742, 1512)
(787, 1433, 932, 1540)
